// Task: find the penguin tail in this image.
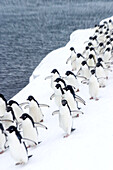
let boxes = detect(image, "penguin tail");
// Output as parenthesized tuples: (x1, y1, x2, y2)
(28, 155, 33, 159)
(71, 128, 76, 133)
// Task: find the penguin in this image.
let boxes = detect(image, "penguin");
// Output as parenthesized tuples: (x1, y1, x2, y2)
(63, 85, 86, 110)
(95, 62, 106, 88)
(75, 53, 84, 72)
(96, 42, 105, 54)
(87, 54, 96, 67)
(103, 48, 111, 64)
(54, 77, 66, 89)
(0, 123, 7, 154)
(66, 47, 77, 71)
(52, 99, 75, 138)
(6, 125, 32, 165)
(108, 19, 113, 31)
(3, 106, 17, 129)
(78, 61, 91, 79)
(20, 113, 47, 148)
(8, 100, 23, 123)
(82, 46, 90, 59)
(45, 69, 60, 92)
(50, 83, 64, 108)
(89, 69, 99, 100)
(27, 95, 49, 123)
(65, 70, 79, 92)
(0, 94, 7, 118)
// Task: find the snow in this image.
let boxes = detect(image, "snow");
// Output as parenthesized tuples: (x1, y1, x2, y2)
(1, 16, 113, 170)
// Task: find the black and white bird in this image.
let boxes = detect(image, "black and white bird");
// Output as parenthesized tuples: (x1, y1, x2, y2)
(6, 125, 32, 165)
(0, 94, 7, 118)
(0, 123, 8, 154)
(20, 113, 47, 148)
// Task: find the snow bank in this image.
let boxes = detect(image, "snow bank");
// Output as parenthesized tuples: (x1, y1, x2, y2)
(1, 16, 113, 170)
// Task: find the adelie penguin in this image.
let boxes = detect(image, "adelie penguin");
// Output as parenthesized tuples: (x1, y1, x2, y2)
(20, 113, 47, 148)
(64, 70, 79, 92)
(0, 123, 8, 154)
(8, 100, 23, 123)
(6, 125, 32, 165)
(89, 69, 99, 100)
(45, 69, 60, 92)
(66, 47, 77, 71)
(26, 95, 49, 123)
(52, 99, 76, 138)
(0, 94, 7, 118)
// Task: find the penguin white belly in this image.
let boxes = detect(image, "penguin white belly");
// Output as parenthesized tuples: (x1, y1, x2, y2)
(67, 77, 79, 90)
(29, 103, 43, 122)
(87, 59, 95, 67)
(8, 134, 28, 164)
(82, 66, 90, 79)
(22, 120, 38, 147)
(89, 76, 99, 99)
(59, 107, 72, 134)
(64, 92, 77, 111)
(0, 100, 6, 117)
(54, 94, 62, 108)
(96, 67, 106, 87)
(12, 105, 23, 123)
(0, 132, 6, 151)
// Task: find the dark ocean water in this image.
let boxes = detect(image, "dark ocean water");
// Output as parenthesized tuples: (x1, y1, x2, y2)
(0, 0, 113, 100)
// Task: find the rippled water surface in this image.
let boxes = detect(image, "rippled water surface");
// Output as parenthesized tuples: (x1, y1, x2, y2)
(0, 0, 113, 100)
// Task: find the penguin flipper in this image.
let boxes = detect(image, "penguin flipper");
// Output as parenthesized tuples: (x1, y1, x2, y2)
(50, 93, 55, 100)
(34, 122, 48, 130)
(39, 104, 50, 108)
(75, 95, 86, 105)
(52, 110, 59, 116)
(45, 75, 52, 80)
(71, 128, 76, 133)
(20, 102, 29, 107)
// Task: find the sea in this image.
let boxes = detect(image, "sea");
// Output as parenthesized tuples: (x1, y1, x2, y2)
(0, 0, 113, 100)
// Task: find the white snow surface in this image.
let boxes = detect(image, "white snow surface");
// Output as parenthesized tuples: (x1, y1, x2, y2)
(1, 16, 113, 170)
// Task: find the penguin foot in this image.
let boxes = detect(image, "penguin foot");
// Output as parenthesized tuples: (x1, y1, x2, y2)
(64, 134, 70, 138)
(40, 119, 43, 122)
(0, 150, 4, 154)
(76, 89, 79, 92)
(95, 98, 99, 101)
(71, 128, 76, 133)
(15, 162, 25, 166)
(90, 97, 93, 100)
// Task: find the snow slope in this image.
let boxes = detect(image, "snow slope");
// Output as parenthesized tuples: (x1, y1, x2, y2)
(1, 16, 113, 170)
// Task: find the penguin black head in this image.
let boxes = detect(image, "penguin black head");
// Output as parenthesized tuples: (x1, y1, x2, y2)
(0, 123, 4, 132)
(8, 100, 19, 106)
(105, 31, 108, 35)
(85, 46, 89, 50)
(96, 62, 102, 67)
(70, 47, 75, 51)
(77, 53, 82, 58)
(99, 42, 104, 47)
(91, 69, 95, 75)
(88, 42, 93, 46)
(106, 35, 110, 39)
(95, 29, 99, 33)
(106, 41, 110, 45)
(109, 19, 112, 23)
(61, 99, 68, 106)
(93, 35, 97, 40)
(99, 24, 104, 29)
(51, 69, 59, 75)
(64, 85, 75, 98)
(27, 95, 35, 101)
(81, 61, 87, 66)
(89, 54, 94, 59)
(55, 83, 61, 89)
(6, 125, 17, 134)
(89, 36, 93, 40)
(90, 47, 94, 51)
(110, 38, 113, 42)
(54, 78, 66, 87)
(105, 47, 110, 52)
(65, 71, 75, 77)
(97, 57, 103, 63)
(99, 31, 103, 34)
(20, 113, 34, 126)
